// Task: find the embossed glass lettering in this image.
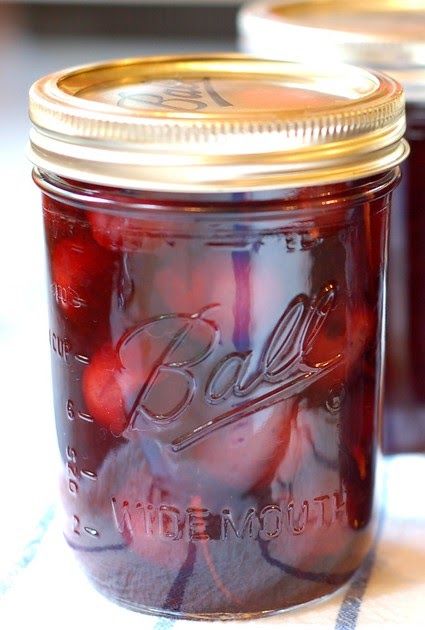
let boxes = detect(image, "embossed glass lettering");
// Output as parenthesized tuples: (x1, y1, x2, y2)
(110, 494, 344, 543)
(116, 284, 342, 448)
(121, 306, 219, 429)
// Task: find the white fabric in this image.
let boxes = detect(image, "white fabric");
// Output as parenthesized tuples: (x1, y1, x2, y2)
(1, 456, 424, 630)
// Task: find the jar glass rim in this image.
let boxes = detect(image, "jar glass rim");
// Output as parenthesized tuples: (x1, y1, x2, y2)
(34, 166, 401, 221)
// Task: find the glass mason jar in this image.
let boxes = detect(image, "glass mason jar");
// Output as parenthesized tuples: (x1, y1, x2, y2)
(239, 0, 425, 454)
(387, 101, 425, 451)
(29, 56, 407, 619)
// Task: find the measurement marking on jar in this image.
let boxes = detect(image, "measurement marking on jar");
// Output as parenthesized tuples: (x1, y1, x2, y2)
(66, 446, 79, 495)
(71, 516, 99, 538)
(66, 400, 75, 421)
(66, 400, 94, 423)
(78, 411, 94, 423)
(49, 330, 71, 363)
(66, 446, 77, 462)
(66, 447, 97, 490)
(73, 515, 80, 535)
(68, 480, 78, 495)
(75, 354, 90, 365)
(84, 526, 99, 537)
(81, 470, 98, 481)
(49, 336, 91, 366)
(51, 282, 86, 310)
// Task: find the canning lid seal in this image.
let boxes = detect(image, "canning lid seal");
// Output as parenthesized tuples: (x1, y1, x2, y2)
(29, 54, 408, 192)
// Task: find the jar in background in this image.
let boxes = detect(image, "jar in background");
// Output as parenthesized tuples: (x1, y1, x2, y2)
(239, 0, 425, 453)
(29, 55, 407, 618)
(387, 102, 425, 452)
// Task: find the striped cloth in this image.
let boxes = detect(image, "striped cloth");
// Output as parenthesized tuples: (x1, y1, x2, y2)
(0, 455, 424, 630)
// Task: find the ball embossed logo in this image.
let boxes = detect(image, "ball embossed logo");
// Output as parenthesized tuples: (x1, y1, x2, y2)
(116, 283, 341, 449)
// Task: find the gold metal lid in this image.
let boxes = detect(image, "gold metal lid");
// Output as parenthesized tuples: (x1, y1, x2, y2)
(239, 1, 425, 103)
(29, 54, 407, 192)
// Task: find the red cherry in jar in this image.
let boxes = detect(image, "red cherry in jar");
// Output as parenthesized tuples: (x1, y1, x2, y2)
(51, 236, 116, 323)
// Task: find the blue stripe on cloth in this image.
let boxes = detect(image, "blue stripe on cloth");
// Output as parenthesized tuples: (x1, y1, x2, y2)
(335, 469, 389, 630)
(334, 549, 378, 630)
(152, 542, 197, 629)
(0, 504, 56, 597)
(259, 538, 354, 586)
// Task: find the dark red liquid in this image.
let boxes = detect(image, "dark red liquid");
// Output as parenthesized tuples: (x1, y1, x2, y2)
(38, 170, 396, 618)
(385, 103, 425, 453)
